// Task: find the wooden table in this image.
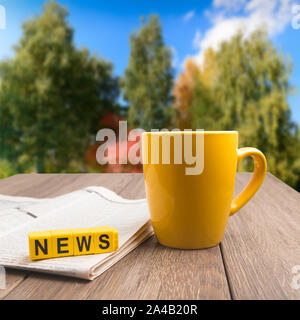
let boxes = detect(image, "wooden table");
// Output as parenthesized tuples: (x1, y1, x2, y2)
(0, 172, 299, 300)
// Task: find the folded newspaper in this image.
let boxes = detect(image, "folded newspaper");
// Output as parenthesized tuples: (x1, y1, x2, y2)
(0, 187, 153, 280)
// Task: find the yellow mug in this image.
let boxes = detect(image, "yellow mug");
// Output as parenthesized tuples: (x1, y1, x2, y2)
(142, 131, 267, 249)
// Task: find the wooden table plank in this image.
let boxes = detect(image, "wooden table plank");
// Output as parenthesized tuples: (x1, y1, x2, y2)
(1, 173, 230, 300)
(0, 269, 29, 300)
(0, 173, 136, 299)
(0, 173, 137, 198)
(221, 172, 300, 300)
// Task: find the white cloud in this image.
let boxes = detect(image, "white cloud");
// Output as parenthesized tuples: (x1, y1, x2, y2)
(183, 10, 195, 22)
(191, 0, 293, 65)
(193, 30, 201, 49)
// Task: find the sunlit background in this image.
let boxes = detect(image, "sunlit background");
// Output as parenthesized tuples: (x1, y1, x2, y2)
(0, 0, 299, 191)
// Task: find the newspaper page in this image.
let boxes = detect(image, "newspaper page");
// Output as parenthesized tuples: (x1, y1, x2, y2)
(0, 187, 152, 280)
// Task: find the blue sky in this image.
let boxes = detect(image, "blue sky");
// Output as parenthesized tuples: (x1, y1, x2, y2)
(0, 0, 299, 123)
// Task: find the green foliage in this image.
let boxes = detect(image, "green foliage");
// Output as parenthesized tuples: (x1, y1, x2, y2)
(122, 15, 174, 130)
(0, 159, 16, 179)
(0, 1, 119, 173)
(0, 1, 299, 191)
(191, 30, 300, 190)
(191, 78, 221, 130)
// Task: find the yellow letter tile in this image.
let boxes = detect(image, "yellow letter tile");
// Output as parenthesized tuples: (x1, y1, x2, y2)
(51, 229, 74, 258)
(73, 228, 95, 256)
(112, 228, 119, 250)
(92, 227, 118, 254)
(28, 231, 53, 260)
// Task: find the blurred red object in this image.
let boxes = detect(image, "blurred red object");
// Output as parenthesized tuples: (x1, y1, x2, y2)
(100, 113, 122, 131)
(105, 139, 142, 173)
(86, 112, 143, 173)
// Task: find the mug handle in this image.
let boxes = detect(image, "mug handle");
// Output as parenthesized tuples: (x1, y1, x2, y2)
(230, 147, 267, 216)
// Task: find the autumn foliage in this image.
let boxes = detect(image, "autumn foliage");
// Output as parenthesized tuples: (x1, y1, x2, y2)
(173, 58, 201, 129)
(173, 32, 300, 190)
(173, 48, 217, 130)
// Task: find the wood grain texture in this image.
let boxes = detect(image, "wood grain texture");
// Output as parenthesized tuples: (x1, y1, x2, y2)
(1, 173, 230, 300)
(0, 173, 137, 198)
(1, 172, 299, 299)
(0, 173, 136, 299)
(0, 269, 29, 299)
(221, 172, 300, 300)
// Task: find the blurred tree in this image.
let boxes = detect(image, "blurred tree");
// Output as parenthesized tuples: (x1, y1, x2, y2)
(174, 49, 221, 130)
(213, 31, 300, 188)
(190, 48, 222, 129)
(173, 58, 201, 129)
(0, 62, 21, 166)
(0, 159, 16, 179)
(175, 30, 300, 190)
(0, 1, 119, 173)
(200, 47, 218, 88)
(122, 15, 174, 130)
